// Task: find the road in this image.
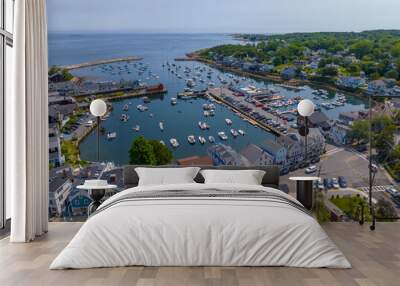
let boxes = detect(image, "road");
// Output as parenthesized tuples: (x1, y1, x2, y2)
(281, 144, 400, 216)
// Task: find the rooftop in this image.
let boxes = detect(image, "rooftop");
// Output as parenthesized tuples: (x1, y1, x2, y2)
(0, 222, 398, 286)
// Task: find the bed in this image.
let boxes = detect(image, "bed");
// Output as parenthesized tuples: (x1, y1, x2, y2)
(50, 165, 351, 269)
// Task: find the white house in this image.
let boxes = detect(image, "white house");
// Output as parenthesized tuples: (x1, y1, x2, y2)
(329, 122, 351, 145)
(277, 134, 304, 168)
(240, 144, 274, 166)
(260, 140, 287, 167)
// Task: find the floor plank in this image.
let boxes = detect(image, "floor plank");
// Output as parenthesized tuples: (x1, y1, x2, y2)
(0, 222, 399, 286)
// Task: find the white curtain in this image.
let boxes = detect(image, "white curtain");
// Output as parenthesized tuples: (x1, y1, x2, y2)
(8, 0, 49, 242)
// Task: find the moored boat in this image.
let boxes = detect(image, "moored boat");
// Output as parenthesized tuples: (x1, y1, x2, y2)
(170, 138, 179, 148)
(218, 131, 228, 140)
(107, 132, 117, 140)
(187, 135, 196, 144)
(198, 136, 206, 144)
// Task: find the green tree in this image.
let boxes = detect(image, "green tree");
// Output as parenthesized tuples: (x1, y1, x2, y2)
(372, 116, 396, 161)
(149, 140, 173, 165)
(375, 199, 397, 220)
(350, 40, 374, 59)
(128, 136, 173, 165)
(129, 136, 157, 165)
(348, 120, 369, 143)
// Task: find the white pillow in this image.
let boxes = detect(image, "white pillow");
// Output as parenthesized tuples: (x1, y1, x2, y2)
(200, 169, 266, 185)
(135, 167, 200, 186)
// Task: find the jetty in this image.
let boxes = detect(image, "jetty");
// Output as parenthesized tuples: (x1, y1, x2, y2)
(61, 56, 143, 70)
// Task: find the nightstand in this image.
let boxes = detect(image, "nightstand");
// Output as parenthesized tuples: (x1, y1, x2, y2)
(289, 177, 320, 210)
(77, 180, 117, 216)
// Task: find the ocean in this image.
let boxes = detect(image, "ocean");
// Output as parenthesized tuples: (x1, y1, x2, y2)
(48, 33, 367, 165)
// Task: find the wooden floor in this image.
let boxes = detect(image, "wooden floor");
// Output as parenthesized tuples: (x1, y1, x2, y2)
(0, 222, 399, 286)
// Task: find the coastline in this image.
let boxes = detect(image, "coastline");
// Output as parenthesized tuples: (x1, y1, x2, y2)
(188, 53, 367, 99)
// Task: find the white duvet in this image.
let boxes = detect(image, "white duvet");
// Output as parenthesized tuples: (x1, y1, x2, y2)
(50, 183, 351, 269)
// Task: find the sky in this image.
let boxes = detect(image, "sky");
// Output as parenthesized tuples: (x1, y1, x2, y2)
(47, 0, 400, 34)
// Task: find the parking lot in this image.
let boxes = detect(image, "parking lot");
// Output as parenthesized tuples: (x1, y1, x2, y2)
(281, 144, 400, 215)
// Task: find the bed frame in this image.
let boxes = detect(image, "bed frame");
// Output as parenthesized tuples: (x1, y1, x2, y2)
(122, 165, 280, 189)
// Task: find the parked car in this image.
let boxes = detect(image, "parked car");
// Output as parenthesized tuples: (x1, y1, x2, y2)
(323, 178, 329, 189)
(317, 178, 324, 190)
(332, 178, 340, 189)
(305, 165, 317, 174)
(338, 176, 347, 188)
(386, 187, 400, 198)
(326, 178, 333, 189)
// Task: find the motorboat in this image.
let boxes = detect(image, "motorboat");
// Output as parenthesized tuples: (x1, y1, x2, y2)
(230, 129, 239, 137)
(198, 136, 206, 144)
(107, 132, 117, 140)
(238, 129, 246, 136)
(132, 125, 140, 132)
(159, 121, 164, 131)
(218, 132, 228, 140)
(170, 138, 179, 148)
(208, 136, 215, 143)
(187, 135, 196, 144)
(225, 118, 233, 125)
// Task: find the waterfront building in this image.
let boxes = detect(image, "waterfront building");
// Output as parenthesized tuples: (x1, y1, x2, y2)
(177, 156, 213, 166)
(298, 111, 331, 131)
(336, 76, 366, 89)
(67, 188, 91, 218)
(49, 124, 64, 167)
(281, 67, 297, 80)
(259, 140, 287, 167)
(339, 110, 364, 125)
(49, 167, 74, 217)
(329, 121, 351, 145)
(277, 134, 304, 168)
(368, 79, 388, 95)
(208, 144, 251, 166)
(240, 144, 274, 166)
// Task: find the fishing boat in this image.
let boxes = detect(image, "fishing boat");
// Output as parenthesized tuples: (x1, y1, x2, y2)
(132, 125, 140, 132)
(208, 136, 215, 143)
(238, 129, 246, 136)
(187, 135, 196, 144)
(107, 132, 117, 140)
(198, 136, 206, 144)
(230, 129, 239, 137)
(159, 121, 164, 131)
(218, 132, 228, 140)
(170, 98, 177, 105)
(170, 138, 179, 148)
(225, 118, 233, 125)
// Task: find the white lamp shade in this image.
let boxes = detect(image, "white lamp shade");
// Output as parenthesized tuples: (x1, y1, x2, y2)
(90, 99, 107, 117)
(297, 99, 315, 117)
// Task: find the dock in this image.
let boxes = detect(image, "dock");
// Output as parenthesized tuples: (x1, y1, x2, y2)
(61, 56, 143, 70)
(206, 87, 287, 136)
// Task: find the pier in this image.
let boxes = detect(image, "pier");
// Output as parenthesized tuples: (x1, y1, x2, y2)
(61, 56, 143, 70)
(206, 87, 288, 136)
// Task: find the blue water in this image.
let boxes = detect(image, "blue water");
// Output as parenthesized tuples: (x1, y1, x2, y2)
(48, 33, 367, 165)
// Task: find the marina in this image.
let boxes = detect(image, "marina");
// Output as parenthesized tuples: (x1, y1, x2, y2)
(49, 34, 367, 164)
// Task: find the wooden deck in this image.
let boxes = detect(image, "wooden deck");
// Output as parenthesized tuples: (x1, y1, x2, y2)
(0, 222, 399, 286)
